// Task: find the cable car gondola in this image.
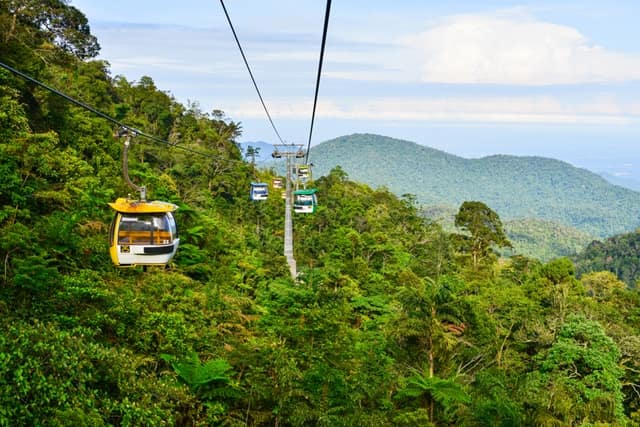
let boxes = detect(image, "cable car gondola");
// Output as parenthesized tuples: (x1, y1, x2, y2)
(272, 178, 283, 189)
(250, 182, 269, 201)
(293, 188, 318, 214)
(108, 129, 180, 267)
(296, 165, 312, 181)
(109, 198, 179, 267)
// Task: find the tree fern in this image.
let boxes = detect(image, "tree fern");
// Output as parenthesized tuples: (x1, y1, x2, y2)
(161, 353, 241, 401)
(396, 369, 470, 423)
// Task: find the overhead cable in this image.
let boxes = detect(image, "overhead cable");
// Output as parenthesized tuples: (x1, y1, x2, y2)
(305, 0, 332, 164)
(219, 0, 285, 145)
(0, 61, 222, 159)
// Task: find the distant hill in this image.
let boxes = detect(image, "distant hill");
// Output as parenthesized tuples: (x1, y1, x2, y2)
(309, 133, 640, 238)
(502, 218, 595, 262)
(599, 172, 640, 192)
(421, 205, 594, 261)
(574, 231, 640, 287)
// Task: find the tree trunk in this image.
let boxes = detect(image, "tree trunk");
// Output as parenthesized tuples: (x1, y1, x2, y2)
(428, 311, 435, 423)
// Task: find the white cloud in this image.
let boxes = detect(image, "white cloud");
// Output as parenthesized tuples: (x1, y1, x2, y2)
(252, 51, 319, 62)
(223, 95, 638, 125)
(108, 56, 227, 74)
(398, 13, 640, 85)
(88, 10, 640, 128)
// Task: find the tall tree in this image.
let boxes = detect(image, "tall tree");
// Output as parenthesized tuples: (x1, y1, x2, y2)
(454, 201, 511, 271)
(1, 0, 100, 63)
(392, 274, 469, 424)
(245, 145, 260, 165)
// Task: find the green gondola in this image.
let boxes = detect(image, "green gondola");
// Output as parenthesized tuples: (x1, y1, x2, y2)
(293, 188, 318, 214)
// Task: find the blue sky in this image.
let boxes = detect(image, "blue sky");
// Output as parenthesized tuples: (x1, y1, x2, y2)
(71, 1, 640, 180)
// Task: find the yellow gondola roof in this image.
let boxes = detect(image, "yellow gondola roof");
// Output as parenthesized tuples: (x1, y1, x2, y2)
(108, 198, 178, 213)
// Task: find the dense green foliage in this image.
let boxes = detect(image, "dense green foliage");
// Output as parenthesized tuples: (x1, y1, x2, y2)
(310, 133, 640, 238)
(574, 230, 640, 287)
(2, 3, 640, 425)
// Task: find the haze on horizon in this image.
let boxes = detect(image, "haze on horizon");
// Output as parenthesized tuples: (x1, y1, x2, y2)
(72, 0, 640, 182)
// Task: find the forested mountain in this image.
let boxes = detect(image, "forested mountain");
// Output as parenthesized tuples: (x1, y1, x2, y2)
(310, 133, 640, 238)
(574, 230, 640, 287)
(3, 2, 640, 426)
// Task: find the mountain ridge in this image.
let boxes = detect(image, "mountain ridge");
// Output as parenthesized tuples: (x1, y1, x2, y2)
(308, 133, 640, 238)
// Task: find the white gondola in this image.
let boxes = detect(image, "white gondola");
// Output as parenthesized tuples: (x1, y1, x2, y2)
(250, 182, 269, 201)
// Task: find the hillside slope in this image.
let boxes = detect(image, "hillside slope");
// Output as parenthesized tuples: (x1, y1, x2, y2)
(574, 230, 640, 286)
(421, 205, 595, 261)
(310, 133, 640, 237)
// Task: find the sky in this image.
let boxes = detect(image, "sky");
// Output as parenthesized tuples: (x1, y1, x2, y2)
(71, 0, 640, 181)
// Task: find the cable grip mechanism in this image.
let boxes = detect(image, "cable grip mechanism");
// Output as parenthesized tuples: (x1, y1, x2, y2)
(117, 127, 146, 201)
